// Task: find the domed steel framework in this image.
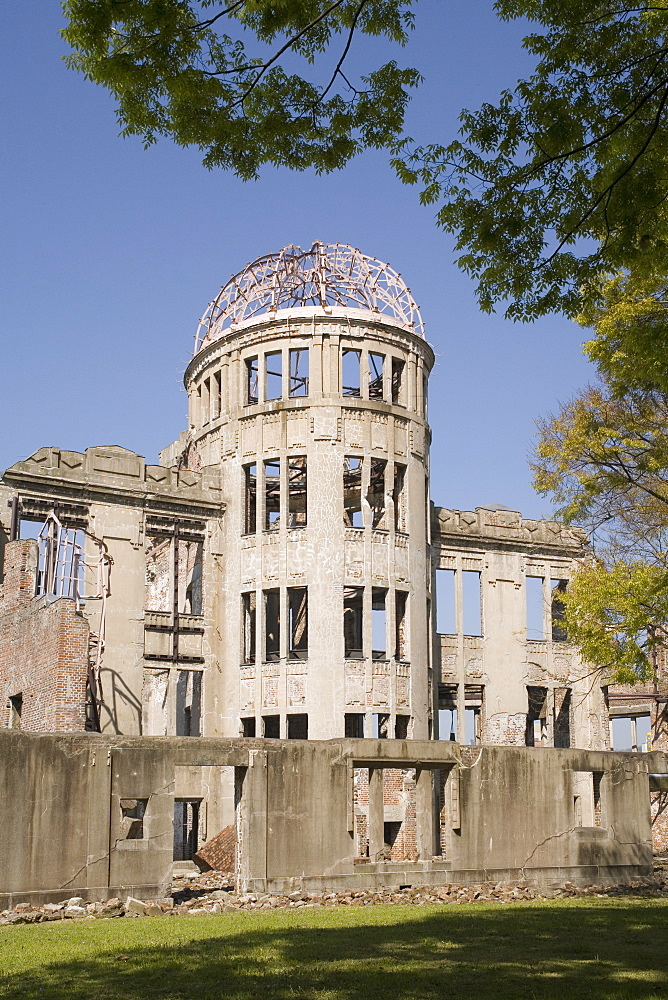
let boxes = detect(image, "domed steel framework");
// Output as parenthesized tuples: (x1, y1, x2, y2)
(194, 242, 424, 354)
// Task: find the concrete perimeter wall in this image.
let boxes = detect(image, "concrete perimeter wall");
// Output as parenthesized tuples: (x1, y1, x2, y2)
(0, 730, 664, 907)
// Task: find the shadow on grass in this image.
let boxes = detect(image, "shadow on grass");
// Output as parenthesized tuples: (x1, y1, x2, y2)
(2, 901, 668, 1000)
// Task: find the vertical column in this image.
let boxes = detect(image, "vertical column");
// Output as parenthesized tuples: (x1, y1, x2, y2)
(415, 767, 435, 859)
(368, 766, 384, 861)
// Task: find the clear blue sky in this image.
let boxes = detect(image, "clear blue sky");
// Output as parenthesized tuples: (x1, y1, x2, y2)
(1, 1, 592, 520)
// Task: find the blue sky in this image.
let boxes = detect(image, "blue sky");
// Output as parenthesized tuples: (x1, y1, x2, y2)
(1, 1, 592, 519)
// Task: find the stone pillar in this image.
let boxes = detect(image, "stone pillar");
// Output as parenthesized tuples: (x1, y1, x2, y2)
(368, 766, 384, 861)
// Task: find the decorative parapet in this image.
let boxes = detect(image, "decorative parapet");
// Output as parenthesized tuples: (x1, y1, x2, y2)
(2, 446, 224, 519)
(432, 504, 587, 558)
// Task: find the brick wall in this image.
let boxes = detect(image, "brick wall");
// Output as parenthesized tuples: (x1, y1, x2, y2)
(0, 540, 89, 732)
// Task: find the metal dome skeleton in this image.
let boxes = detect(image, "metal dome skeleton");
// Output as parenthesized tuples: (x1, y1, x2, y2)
(194, 242, 424, 354)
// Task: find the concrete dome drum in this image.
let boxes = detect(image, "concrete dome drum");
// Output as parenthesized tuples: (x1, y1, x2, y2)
(194, 241, 424, 353)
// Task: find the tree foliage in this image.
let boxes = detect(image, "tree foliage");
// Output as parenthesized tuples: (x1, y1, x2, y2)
(61, 0, 420, 178)
(63, 1, 668, 318)
(395, 0, 668, 318)
(534, 272, 668, 680)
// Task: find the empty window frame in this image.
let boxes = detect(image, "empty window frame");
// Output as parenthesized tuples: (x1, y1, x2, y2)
(287, 713, 308, 739)
(176, 670, 202, 737)
(551, 579, 568, 641)
(438, 684, 457, 741)
(242, 592, 256, 664)
(368, 352, 384, 399)
(372, 587, 387, 659)
(244, 463, 257, 534)
(372, 713, 390, 739)
(367, 459, 387, 528)
(241, 717, 256, 737)
(395, 714, 410, 739)
(391, 357, 405, 405)
(573, 772, 604, 827)
(435, 569, 456, 635)
(264, 458, 281, 530)
(246, 356, 259, 405)
(212, 370, 221, 420)
(345, 713, 365, 738)
(342, 348, 361, 396)
(120, 798, 147, 840)
(288, 587, 308, 660)
(393, 463, 407, 532)
(395, 590, 408, 660)
(265, 350, 283, 400)
(9, 693, 22, 729)
(263, 715, 280, 738)
(288, 457, 307, 527)
(611, 714, 651, 751)
(554, 688, 572, 748)
(464, 685, 484, 745)
(289, 348, 309, 397)
(173, 800, 200, 860)
(526, 686, 548, 746)
(264, 588, 280, 661)
(344, 456, 363, 527)
(202, 378, 210, 424)
(344, 587, 364, 658)
(462, 571, 482, 637)
(526, 576, 545, 640)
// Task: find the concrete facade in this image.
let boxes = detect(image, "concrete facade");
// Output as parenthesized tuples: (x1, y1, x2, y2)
(1, 241, 666, 892)
(0, 728, 660, 908)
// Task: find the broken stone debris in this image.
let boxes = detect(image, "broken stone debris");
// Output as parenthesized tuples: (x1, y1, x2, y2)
(2, 868, 668, 924)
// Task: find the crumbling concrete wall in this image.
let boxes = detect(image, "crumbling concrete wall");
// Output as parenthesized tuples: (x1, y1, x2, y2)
(0, 540, 89, 732)
(0, 731, 661, 907)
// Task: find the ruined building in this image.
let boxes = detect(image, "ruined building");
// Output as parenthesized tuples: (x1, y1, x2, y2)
(1, 242, 666, 882)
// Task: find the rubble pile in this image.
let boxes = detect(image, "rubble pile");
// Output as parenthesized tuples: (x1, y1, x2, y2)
(2, 865, 668, 924)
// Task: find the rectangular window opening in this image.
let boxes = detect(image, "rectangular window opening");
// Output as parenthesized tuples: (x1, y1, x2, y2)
(438, 684, 458, 741)
(436, 568, 455, 635)
(289, 348, 309, 397)
(393, 464, 407, 532)
(462, 570, 482, 637)
(264, 458, 281, 530)
(345, 713, 365, 738)
(526, 686, 548, 746)
(263, 715, 280, 739)
(9, 693, 22, 729)
(246, 356, 259, 405)
(212, 370, 221, 419)
(373, 713, 390, 739)
(120, 798, 147, 840)
(264, 588, 280, 661)
(395, 590, 408, 660)
(244, 463, 257, 535)
(367, 459, 387, 529)
(551, 579, 568, 641)
(288, 587, 308, 660)
(372, 587, 387, 660)
(344, 586, 364, 658)
(242, 592, 256, 664)
(241, 717, 256, 737)
(173, 800, 199, 860)
(176, 670, 202, 737)
(342, 348, 361, 396)
(265, 351, 283, 401)
(287, 713, 308, 740)
(395, 714, 410, 739)
(554, 688, 571, 748)
(526, 576, 545, 640)
(288, 457, 307, 528)
(344, 456, 363, 527)
(391, 357, 405, 405)
(368, 352, 384, 399)
(611, 714, 651, 751)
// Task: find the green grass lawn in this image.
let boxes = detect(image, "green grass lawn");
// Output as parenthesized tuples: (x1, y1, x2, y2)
(1, 898, 668, 1000)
